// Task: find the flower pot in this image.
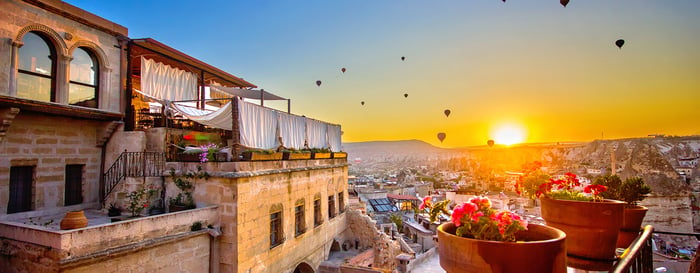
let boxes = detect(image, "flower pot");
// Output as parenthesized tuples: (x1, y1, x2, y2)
(60, 210, 88, 230)
(437, 222, 567, 273)
(242, 151, 283, 161)
(107, 209, 121, 217)
(169, 203, 190, 212)
(617, 205, 648, 248)
(283, 152, 311, 160)
(331, 152, 347, 159)
(540, 197, 624, 261)
(311, 152, 331, 159)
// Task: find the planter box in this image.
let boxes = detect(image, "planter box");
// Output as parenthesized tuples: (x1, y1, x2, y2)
(283, 152, 311, 160)
(176, 152, 227, 162)
(331, 152, 347, 159)
(311, 152, 332, 159)
(242, 151, 283, 161)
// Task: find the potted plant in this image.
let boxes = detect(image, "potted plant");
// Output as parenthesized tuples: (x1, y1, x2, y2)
(535, 172, 624, 261)
(306, 148, 331, 159)
(281, 148, 311, 160)
(125, 187, 157, 217)
(107, 203, 122, 217)
(425, 196, 567, 273)
(241, 148, 283, 161)
(331, 151, 347, 159)
(594, 175, 651, 248)
(168, 166, 208, 212)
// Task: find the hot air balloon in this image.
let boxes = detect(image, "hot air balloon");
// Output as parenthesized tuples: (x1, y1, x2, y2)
(401, 56, 406, 61)
(341, 68, 346, 73)
(615, 39, 624, 49)
(560, 0, 569, 7)
(444, 109, 451, 117)
(316, 80, 322, 87)
(361, 101, 365, 106)
(487, 139, 495, 148)
(404, 93, 408, 98)
(437, 132, 446, 143)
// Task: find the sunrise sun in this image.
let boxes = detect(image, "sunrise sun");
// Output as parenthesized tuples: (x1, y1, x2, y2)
(491, 124, 526, 146)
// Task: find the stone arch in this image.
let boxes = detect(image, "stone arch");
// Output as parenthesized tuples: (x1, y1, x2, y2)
(293, 262, 314, 273)
(68, 40, 111, 70)
(14, 23, 68, 58)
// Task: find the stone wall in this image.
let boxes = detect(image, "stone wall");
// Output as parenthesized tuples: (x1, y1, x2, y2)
(345, 210, 401, 272)
(167, 160, 349, 273)
(0, 113, 107, 215)
(0, 231, 211, 273)
(641, 194, 693, 232)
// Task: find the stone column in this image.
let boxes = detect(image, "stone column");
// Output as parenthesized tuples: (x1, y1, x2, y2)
(56, 54, 71, 104)
(8, 40, 23, 97)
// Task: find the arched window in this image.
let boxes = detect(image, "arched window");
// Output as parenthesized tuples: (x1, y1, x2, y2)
(69, 47, 98, 108)
(17, 31, 56, 102)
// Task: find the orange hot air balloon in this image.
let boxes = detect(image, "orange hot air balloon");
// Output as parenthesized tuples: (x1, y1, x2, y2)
(444, 109, 451, 117)
(437, 132, 446, 143)
(615, 39, 625, 49)
(560, 0, 569, 7)
(487, 139, 495, 147)
(341, 67, 346, 73)
(316, 80, 322, 87)
(404, 93, 408, 98)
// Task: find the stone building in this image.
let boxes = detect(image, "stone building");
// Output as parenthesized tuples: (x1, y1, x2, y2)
(0, 1, 373, 273)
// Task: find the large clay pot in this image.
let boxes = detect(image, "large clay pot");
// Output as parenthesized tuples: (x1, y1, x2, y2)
(437, 222, 567, 273)
(540, 197, 624, 261)
(60, 210, 88, 230)
(616, 205, 648, 248)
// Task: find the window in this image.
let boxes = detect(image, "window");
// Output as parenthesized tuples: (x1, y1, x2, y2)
(338, 192, 345, 213)
(295, 204, 306, 236)
(17, 32, 56, 102)
(69, 48, 98, 108)
(8, 166, 34, 213)
(328, 195, 336, 219)
(270, 211, 283, 248)
(314, 198, 322, 227)
(64, 165, 84, 206)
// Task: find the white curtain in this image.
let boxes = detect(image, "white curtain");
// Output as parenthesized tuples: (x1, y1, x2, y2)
(278, 112, 306, 149)
(327, 124, 342, 152)
(239, 100, 279, 149)
(141, 57, 197, 101)
(171, 102, 232, 130)
(306, 119, 328, 149)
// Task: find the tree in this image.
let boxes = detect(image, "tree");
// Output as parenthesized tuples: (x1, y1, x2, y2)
(594, 174, 623, 201)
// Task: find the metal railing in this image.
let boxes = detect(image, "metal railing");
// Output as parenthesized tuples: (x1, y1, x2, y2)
(102, 150, 166, 201)
(611, 225, 655, 273)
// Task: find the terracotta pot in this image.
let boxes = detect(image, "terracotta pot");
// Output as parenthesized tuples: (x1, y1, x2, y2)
(60, 210, 88, 230)
(540, 197, 624, 261)
(617, 205, 648, 248)
(437, 222, 567, 273)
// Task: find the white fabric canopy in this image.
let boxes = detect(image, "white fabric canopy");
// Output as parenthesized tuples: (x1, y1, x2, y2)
(171, 102, 233, 130)
(141, 57, 197, 101)
(210, 85, 286, 100)
(306, 119, 328, 149)
(239, 100, 279, 149)
(327, 124, 342, 152)
(278, 112, 306, 149)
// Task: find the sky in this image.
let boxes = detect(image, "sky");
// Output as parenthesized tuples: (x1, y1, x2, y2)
(65, 0, 700, 148)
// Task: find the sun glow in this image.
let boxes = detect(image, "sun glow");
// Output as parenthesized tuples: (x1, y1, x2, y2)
(491, 124, 526, 146)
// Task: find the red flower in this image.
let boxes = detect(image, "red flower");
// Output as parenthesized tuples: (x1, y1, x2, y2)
(452, 202, 477, 227)
(419, 196, 432, 210)
(469, 196, 492, 210)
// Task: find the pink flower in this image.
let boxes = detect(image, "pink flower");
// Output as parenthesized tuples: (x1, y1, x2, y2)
(451, 202, 478, 227)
